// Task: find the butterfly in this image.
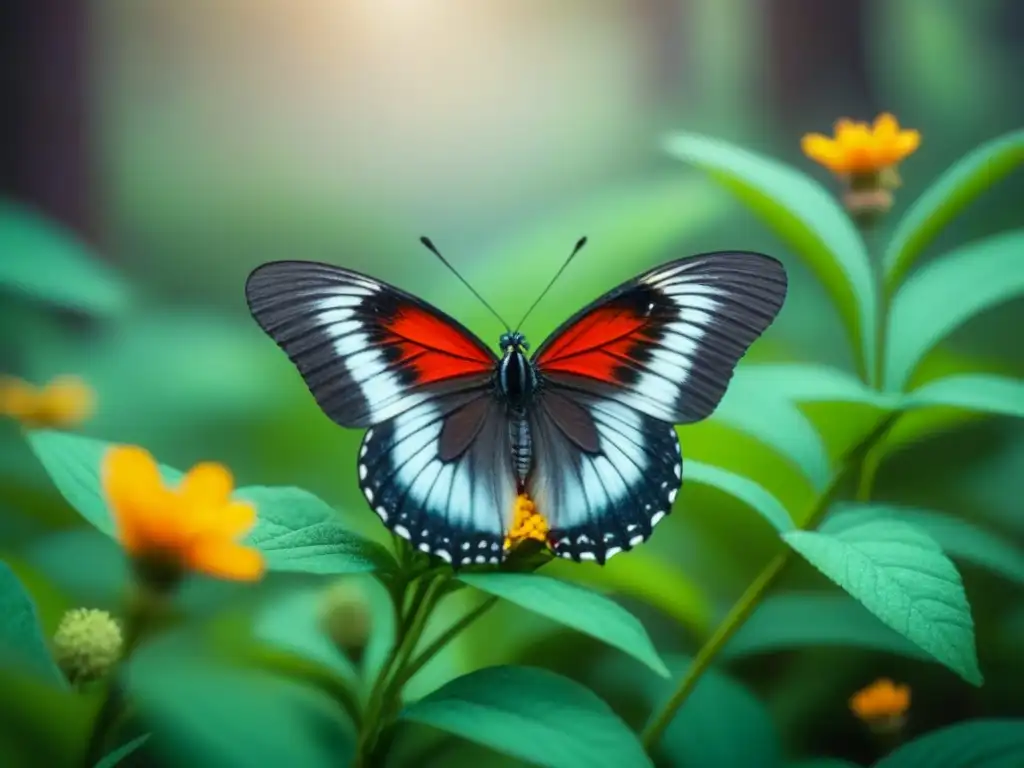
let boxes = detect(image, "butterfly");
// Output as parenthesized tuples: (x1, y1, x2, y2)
(245, 240, 787, 568)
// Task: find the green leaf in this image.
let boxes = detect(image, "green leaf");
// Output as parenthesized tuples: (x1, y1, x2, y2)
(400, 665, 652, 768)
(733, 364, 887, 405)
(856, 506, 1024, 588)
(653, 655, 783, 768)
(687, 461, 794, 533)
(240, 487, 397, 576)
(544, 548, 712, 635)
(0, 561, 65, 685)
(884, 229, 1024, 391)
(459, 572, 669, 678)
(874, 718, 1024, 768)
(95, 734, 151, 768)
(26, 431, 395, 576)
(902, 375, 1024, 419)
(885, 129, 1024, 290)
(0, 200, 129, 316)
(128, 645, 356, 768)
(0, 666, 92, 767)
(714, 381, 832, 490)
(791, 761, 861, 768)
(663, 133, 875, 373)
(27, 430, 181, 537)
(721, 592, 928, 662)
(253, 584, 359, 685)
(784, 511, 982, 685)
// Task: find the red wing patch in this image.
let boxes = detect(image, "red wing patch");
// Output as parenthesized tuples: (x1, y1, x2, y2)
(384, 305, 495, 385)
(533, 306, 653, 383)
(246, 260, 497, 427)
(533, 251, 788, 425)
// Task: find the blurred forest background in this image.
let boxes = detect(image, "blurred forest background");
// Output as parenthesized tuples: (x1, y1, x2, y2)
(1, 1, 1023, 766)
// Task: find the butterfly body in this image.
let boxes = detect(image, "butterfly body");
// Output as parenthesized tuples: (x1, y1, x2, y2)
(246, 250, 788, 568)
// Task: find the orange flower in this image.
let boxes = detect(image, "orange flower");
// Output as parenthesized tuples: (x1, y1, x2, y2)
(801, 113, 920, 175)
(504, 494, 549, 551)
(0, 375, 94, 428)
(849, 678, 911, 727)
(102, 445, 264, 584)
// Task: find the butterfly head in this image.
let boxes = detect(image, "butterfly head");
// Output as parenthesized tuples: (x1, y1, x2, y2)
(498, 331, 529, 352)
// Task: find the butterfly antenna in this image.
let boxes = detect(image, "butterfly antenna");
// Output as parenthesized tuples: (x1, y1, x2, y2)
(419, 236, 511, 332)
(513, 236, 588, 331)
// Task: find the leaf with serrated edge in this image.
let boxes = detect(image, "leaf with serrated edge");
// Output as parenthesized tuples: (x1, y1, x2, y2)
(784, 511, 982, 685)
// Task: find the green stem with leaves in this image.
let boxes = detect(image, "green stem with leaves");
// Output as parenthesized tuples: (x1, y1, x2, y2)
(81, 587, 162, 767)
(640, 412, 900, 752)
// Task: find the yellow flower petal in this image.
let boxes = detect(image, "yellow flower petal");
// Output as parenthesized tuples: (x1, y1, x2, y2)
(0, 376, 42, 422)
(39, 376, 95, 427)
(102, 446, 169, 552)
(186, 539, 265, 581)
(217, 500, 257, 538)
(179, 462, 234, 508)
(872, 112, 899, 140)
(800, 134, 847, 172)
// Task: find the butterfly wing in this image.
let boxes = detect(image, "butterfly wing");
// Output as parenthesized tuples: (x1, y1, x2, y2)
(246, 260, 499, 427)
(526, 389, 681, 562)
(359, 392, 517, 565)
(246, 261, 516, 564)
(529, 251, 787, 561)
(532, 251, 788, 425)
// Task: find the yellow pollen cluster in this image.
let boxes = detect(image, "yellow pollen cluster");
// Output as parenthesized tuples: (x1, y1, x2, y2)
(503, 494, 549, 551)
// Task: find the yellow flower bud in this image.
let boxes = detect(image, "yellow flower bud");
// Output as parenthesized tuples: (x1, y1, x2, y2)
(52, 608, 123, 685)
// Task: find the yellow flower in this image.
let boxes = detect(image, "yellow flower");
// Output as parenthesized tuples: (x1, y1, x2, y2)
(801, 113, 920, 175)
(504, 494, 549, 551)
(0, 374, 95, 428)
(849, 678, 911, 729)
(102, 445, 265, 585)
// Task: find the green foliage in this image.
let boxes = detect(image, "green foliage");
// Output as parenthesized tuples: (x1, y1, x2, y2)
(128, 643, 356, 767)
(687, 460, 795, 533)
(651, 656, 783, 768)
(884, 129, 1024, 289)
(873, 718, 1024, 768)
(399, 665, 652, 768)
(884, 229, 1024, 391)
(459, 573, 669, 677)
(784, 509, 982, 685)
(902, 374, 1024, 420)
(0, 667, 93, 767)
(0, 201, 129, 316)
(663, 133, 875, 375)
(94, 734, 150, 768)
(25, 430, 394, 577)
(0, 561, 65, 685)
(721, 592, 927, 662)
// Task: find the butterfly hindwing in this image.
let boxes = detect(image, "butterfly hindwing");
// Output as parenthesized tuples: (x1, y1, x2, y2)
(245, 260, 497, 428)
(358, 391, 518, 566)
(527, 389, 681, 563)
(532, 251, 788, 425)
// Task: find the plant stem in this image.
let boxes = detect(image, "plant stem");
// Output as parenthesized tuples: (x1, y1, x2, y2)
(391, 595, 500, 692)
(355, 574, 447, 765)
(80, 589, 156, 767)
(640, 412, 900, 753)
